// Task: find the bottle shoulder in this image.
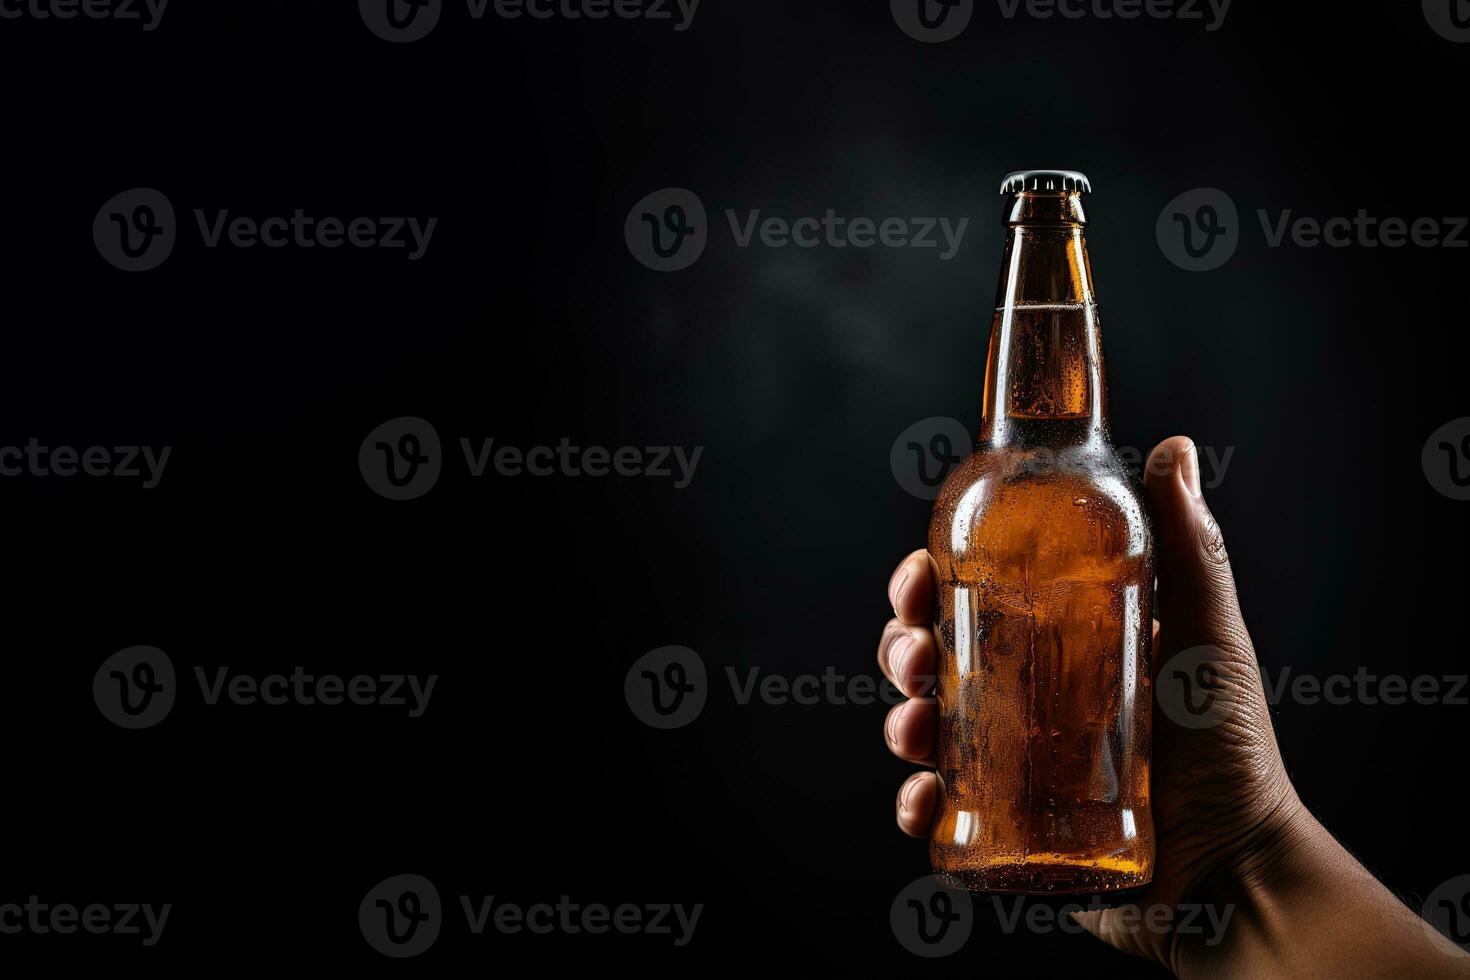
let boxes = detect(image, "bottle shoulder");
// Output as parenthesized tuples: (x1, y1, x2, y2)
(929, 445, 1154, 577)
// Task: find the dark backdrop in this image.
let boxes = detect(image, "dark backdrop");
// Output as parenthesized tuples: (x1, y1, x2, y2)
(2, 1, 1467, 975)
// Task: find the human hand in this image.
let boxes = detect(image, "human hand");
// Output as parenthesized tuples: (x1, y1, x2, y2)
(877, 436, 1428, 976)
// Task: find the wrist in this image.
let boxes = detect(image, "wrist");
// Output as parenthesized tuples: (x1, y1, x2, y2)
(1171, 789, 1325, 979)
(1172, 790, 1465, 980)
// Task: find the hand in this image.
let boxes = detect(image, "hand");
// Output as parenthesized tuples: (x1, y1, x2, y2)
(879, 436, 1470, 977)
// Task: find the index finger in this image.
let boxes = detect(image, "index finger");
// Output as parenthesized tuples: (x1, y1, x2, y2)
(886, 549, 934, 626)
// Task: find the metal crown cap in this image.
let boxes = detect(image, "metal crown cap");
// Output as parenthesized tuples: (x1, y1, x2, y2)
(1000, 170, 1092, 195)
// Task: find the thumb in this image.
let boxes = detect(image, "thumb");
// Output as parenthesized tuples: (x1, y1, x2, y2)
(1143, 436, 1250, 662)
(1143, 435, 1286, 782)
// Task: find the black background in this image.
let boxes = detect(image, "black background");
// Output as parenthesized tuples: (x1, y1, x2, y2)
(2, 0, 1468, 974)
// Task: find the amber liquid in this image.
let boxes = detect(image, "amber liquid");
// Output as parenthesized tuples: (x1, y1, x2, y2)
(928, 303, 1155, 895)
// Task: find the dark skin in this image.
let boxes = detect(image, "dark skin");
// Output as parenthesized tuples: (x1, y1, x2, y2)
(879, 436, 1470, 978)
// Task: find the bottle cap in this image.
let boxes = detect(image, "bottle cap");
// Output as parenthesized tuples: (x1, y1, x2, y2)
(1000, 170, 1091, 194)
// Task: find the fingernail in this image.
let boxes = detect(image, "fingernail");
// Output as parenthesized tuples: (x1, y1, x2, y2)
(886, 703, 903, 745)
(889, 567, 910, 612)
(891, 636, 916, 681)
(899, 777, 918, 813)
(1178, 444, 1202, 498)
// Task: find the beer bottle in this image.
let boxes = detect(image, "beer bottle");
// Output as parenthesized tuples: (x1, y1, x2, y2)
(928, 170, 1155, 895)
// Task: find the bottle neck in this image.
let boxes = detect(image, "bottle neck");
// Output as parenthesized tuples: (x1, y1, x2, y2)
(979, 192, 1109, 448)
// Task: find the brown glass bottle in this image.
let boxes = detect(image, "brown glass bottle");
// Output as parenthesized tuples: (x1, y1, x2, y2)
(928, 171, 1155, 895)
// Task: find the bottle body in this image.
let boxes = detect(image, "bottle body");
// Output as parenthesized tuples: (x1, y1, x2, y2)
(927, 177, 1155, 895)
